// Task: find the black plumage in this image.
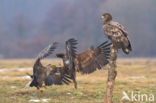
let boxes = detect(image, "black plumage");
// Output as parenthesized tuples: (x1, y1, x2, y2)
(25, 42, 72, 89)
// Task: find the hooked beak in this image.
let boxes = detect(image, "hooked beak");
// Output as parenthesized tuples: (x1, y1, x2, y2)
(101, 16, 104, 19)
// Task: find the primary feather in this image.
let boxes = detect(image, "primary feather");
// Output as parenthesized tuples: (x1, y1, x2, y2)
(75, 41, 111, 74)
(56, 38, 78, 89)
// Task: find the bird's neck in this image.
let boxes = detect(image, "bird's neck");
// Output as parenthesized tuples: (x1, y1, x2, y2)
(104, 20, 111, 25)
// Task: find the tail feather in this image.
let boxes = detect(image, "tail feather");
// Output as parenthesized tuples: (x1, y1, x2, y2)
(122, 42, 132, 54)
(128, 42, 132, 51)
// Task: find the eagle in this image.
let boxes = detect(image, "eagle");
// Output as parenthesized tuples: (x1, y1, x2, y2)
(101, 13, 132, 54)
(57, 41, 111, 76)
(75, 41, 111, 74)
(25, 41, 73, 89)
(54, 40, 111, 89)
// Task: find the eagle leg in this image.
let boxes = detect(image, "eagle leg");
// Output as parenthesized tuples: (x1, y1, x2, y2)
(71, 75, 77, 89)
(73, 78, 77, 89)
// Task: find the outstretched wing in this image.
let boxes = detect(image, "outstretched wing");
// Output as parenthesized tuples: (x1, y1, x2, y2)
(33, 42, 58, 72)
(44, 67, 72, 86)
(65, 38, 78, 73)
(36, 42, 58, 60)
(75, 41, 111, 74)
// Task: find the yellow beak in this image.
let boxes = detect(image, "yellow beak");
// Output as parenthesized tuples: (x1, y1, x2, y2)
(101, 16, 104, 19)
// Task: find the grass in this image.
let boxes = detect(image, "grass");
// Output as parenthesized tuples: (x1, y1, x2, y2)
(0, 58, 155, 103)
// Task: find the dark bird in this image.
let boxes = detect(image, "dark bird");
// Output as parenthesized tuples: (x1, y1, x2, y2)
(75, 41, 111, 74)
(56, 38, 78, 89)
(25, 42, 72, 89)
(101, 13, 132, 54)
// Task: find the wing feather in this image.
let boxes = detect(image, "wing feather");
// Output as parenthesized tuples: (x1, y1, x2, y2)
(104, 21, 132, 54)
(65, 38, 78, 72)
(76, 41, 111, 74)
(44, 67, 72, 86)
(33, 42, 58, 72)
(44, 39, 78, 86)
(37, 42, 58, 60)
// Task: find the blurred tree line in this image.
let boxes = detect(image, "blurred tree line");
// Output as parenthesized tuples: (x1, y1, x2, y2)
(0, 0, 155, 58)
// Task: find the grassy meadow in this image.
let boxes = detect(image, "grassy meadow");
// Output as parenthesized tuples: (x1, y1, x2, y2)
(0, 58, 155, 103)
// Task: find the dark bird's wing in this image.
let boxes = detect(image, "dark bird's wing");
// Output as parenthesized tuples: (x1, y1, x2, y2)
(33, 42, 58, 72)
(104, 21, 132, 54)
(36, 42, 58, 61)
(112, 21, 128, 36)
(65, 38, 78, 73)
(44, 67, 72, 86)
(75, 41, 111, 74)
(65, 38, 78, 88)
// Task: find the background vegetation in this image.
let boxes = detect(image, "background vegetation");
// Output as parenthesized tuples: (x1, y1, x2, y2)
(0, 0, 156, 58)
(0, 59, 155, 103)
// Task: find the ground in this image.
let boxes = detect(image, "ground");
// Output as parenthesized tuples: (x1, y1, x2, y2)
(0, 58, 155, 103)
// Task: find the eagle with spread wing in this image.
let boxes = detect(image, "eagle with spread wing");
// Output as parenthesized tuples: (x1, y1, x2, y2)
(25, 42, 72, 89)
(56, 39, 111, 88)
(101, 13, 132, 54)
(75, 41, 111, 74)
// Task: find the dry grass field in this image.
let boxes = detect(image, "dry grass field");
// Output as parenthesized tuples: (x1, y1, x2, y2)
(0, 58, 155, 103)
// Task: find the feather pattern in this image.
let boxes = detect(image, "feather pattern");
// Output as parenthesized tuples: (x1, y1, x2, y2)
(33, 42, 58, 73)
(102, 13, 132, 54)
(27, 42, 72, 89)
(26, 40, 77, 89)
(36, 42, 58, 61)
(75, 41, 111, 74)
(103, 21, 132, 54)
(28, 42, 58, 89)
(44, 67, 72, 86)
(65, 38, 78, 73)
(64, 38, 78, 88)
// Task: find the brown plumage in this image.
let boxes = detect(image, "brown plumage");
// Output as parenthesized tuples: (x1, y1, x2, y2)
(56, 40, 111, 88)
(25, 42, 72, 89)
(101, 13, 132, 54)
(75, 41, 111, 74)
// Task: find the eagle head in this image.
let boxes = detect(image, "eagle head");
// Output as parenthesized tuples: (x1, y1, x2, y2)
(101, 13, 112, 23)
